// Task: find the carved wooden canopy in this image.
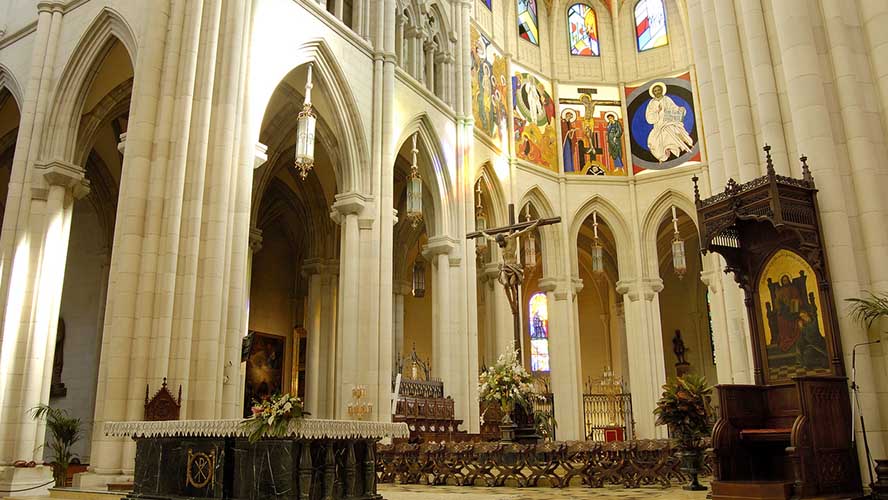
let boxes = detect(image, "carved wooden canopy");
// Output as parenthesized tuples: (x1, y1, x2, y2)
(693, 146, 845, 384)
(145, 377, 182, 421)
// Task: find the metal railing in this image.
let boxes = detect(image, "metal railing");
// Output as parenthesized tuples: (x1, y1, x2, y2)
(582, 393, 634, 441)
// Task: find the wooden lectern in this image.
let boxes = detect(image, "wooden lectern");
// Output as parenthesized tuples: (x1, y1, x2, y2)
(693, 148, 862, 499)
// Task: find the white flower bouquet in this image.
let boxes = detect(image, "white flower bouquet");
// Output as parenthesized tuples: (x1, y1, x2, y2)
(240, 393, 308, 443)
(478, 345, 538, 418)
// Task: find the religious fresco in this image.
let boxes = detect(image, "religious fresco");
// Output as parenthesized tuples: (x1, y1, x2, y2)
(558, 84, 626, 175)
(624, 72, 700, 173)
(470, 25, 509, 143)
(513, 67, 558, 172)
(243, 331, 286, 416)
(757, 249, 831, 384)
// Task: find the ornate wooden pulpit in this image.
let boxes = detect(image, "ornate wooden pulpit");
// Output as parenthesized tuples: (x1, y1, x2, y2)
(694, 148, 862, 499)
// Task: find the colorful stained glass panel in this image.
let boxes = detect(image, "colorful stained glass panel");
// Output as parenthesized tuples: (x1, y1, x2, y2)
(529, 292, 550, 372)
(568, 4, 599, 56)
(518, 0, 539, 45)
(634, 0, 668, 52)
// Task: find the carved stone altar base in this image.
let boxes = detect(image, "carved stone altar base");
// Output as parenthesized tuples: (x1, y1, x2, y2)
(105, 419, 408, 500)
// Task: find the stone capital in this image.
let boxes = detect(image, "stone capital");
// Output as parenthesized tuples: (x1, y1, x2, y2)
(302, 258, 339, 277)
(616, 277, 663, 302)
(249, 227, 263, 254)
(393, 279, 412, 296)
(330, 192, 369, 223)
(254, 142, 268, 170)
(538, 276, 583, 300)
(480, 262, 501, 283)
(422, 235, 457, 259)
(37, 1, 65, 14)
(34, 159, 90, 199)
(699, 269, 722, 294)
(117, 132, 127, 155)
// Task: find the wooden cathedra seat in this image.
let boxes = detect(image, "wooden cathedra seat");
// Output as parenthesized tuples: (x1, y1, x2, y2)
(693, 148, 862, 499)
(393, 347, 468, 442)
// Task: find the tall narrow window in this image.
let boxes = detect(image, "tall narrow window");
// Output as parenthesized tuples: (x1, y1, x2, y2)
(529, 292, 550, 372)
(634, 0, 668, 52)
(518, 0, 539, 45)
(483, 0, 492, 10)
(568, 4, 599, 56)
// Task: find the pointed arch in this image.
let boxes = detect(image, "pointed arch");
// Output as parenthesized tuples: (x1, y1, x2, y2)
(250, 39, 370, 195)
(475, 162, 508, 229)
(640, 189, 697, 276)
(0, 64, 24, 110)
(395, 112, 454, 237)
(569, 194, 635, 280)
(518, 185, 562, 276)
(40, 7, 138, 163)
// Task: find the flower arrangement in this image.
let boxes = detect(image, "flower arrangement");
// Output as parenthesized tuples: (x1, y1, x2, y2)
(478, 345, 538, 418)
(240, 393, 308, 444)
(653, 373, 713, 451)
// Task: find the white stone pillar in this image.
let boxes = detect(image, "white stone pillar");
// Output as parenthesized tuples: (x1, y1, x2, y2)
(392, 280, 409, 366)
(332, 193, 366, 418)
(700, 262, 735, 384)
(701, 0, 739, 182)
(540, 277, 584, 441)
(617, 277, 667, 439)
(422, 237, 455, 384)
(424, 41, 436, 93)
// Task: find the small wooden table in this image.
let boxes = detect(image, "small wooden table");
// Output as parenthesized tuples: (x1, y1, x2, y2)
(105, 419, 409, 500)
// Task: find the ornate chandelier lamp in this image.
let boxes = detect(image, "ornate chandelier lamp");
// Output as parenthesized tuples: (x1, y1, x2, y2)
(294, 64, 317, 180)
(591, 211, 604, 275)
(671, 206, 687, 279)
(475, 182, 488, 256)
(405, 133, 424, 228)
(522, 206, 537, 272)
(412, 257, 426, 298)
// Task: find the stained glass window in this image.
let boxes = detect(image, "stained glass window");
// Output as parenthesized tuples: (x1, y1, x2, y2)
(529, 292, 550, 372)
(518, 0, 539, 45)
(568, 4, 599, 56)
(634, 0, 668, 52)
(483, 0, 492, 10)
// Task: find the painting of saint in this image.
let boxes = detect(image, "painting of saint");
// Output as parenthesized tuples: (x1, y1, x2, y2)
(758, 250, 831, 383)
(513, 69, 558, 171)
(243, 331, 286, 416)
(470, 26, 509, 142)
(557, 85, 625, 175)
(625, 73, 700, 172)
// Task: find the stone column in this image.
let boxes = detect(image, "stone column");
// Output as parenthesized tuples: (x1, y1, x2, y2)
(392, 280, 410, 367)
(424, 40, 437, 93)
(422, 237, 455, 384)
(701, 0, 739, 182)
(540, 277, 584, 441)
(700, 261, 736, 384)
(481, 261, 512, 358)
(617, 277, 667, 439)
(686, 0, 725, 186)
(302, 259, 338, 419)
(332, 193, 366, 418)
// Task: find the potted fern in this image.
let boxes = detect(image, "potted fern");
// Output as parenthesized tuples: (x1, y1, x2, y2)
(29, 404, 82, 487)
(654, 373, 712, 491)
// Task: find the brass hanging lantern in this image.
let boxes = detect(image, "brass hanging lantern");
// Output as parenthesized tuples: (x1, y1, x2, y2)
(475, 182, 488, 256)
(405, 133, 423, 228)
(591, 211, 604, 275)
(294, 64, 317, 180)
(671, 206, 687, 279)
(522, 206, 537, 272)
(412, 257, 426, 298)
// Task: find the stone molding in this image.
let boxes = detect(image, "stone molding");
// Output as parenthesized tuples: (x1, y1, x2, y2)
(422, 235, 457, 259)
(253, 142, 268, 170)
(33, 159, 90, 199)
(615, 277, 664, 301)
(330, 191, 370, 223)
(301, 258, 339, 277)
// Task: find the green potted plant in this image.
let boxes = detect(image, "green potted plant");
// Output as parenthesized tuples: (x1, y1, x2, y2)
(654, 373, 712, 491)
(29, 404, 82, 488)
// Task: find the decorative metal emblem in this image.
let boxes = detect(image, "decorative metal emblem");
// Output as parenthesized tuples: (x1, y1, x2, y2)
(186, 449, 215, 489)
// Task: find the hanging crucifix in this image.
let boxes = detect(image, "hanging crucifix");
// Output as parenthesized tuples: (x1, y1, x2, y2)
(467, 203, 561, 357)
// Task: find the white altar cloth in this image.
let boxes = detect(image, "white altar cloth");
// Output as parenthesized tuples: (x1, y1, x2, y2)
(104, 419, 409, 440)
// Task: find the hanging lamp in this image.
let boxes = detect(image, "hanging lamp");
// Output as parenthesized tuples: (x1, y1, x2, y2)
(412, 257, 426, 298)
(405, 133, 424, 228)
(522, 206, 537, 272)
(294, 64, 317, 180)
(475, 182, 488, 256)
(671, 206, 687, 279)
(591, 211, 604, 275)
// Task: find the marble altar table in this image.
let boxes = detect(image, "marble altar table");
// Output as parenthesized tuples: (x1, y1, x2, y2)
(105, 419, 409, 500)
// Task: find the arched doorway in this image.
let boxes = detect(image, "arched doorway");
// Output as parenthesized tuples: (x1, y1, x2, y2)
(248, 65, 342, 419)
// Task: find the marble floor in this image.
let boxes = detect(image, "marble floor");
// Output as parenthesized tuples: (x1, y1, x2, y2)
(379, 483, 711, 500)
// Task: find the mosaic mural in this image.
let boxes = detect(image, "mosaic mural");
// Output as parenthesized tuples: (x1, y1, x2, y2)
(470, 25, 509, 143)
(513, 68, 558, 171)
(559, 84, 625, 175)
(624, 72, 699, 173)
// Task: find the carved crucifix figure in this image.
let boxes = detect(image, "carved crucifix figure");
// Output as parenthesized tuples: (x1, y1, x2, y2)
(467, 204, 560, 357)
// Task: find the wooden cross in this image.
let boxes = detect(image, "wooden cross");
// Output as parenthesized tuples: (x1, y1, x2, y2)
(467, 203, 561, 357)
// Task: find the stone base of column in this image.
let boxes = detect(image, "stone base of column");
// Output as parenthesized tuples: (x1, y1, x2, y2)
(0, 465, 53, 498)
(72, 471, 133, 490)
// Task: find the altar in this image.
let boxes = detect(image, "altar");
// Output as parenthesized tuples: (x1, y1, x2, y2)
(105, 419, 409, 500)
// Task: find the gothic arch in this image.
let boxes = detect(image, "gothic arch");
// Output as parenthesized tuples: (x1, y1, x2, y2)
(40, 7, 137, 162)
(639, 189, 697, 277)
(0, 64, 24, 111)
(518, 185, 561, 277)
(475, 162, 508, 228)
(569, 194, 635, 280)
(395, 113, 453, 237)
(250, 39, 370, 195)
